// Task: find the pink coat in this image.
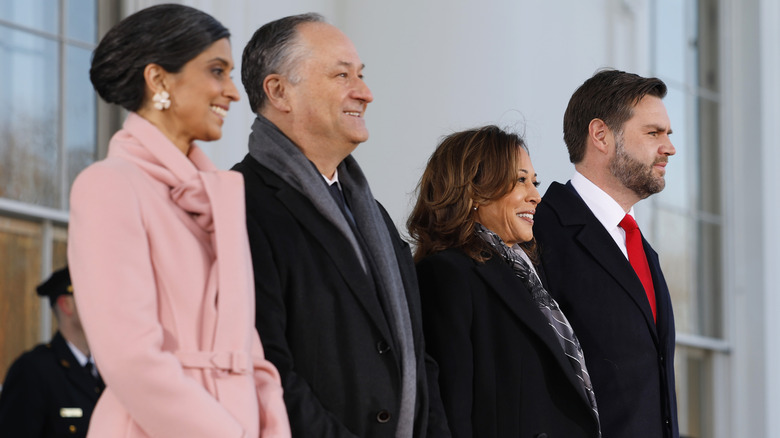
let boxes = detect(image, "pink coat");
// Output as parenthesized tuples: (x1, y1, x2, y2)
(68, 113, 290, 438)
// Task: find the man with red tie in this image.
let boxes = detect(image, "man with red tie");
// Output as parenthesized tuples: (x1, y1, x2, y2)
(534, 69, 679, 438)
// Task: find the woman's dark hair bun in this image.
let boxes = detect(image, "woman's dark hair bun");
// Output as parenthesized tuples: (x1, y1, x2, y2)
(90, 4, 229, 111)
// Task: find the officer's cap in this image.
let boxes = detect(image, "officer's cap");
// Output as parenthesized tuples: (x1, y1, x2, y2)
(36, 266, 73, 305)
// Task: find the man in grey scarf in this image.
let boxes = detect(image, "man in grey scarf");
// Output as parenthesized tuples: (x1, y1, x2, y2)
(233, 13, 450, 438)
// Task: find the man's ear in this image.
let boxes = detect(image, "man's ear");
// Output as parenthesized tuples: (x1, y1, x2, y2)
(56, 295, 76, 317)
(263, 74, 292, 113)
(588, 118, 612, 155)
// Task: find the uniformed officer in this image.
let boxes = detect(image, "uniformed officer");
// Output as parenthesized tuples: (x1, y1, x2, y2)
(0, 266, 105, 437)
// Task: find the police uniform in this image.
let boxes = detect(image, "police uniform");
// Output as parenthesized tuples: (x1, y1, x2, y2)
(0, 267, 105, 437)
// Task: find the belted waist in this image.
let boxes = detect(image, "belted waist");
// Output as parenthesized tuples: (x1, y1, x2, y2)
(175, 350, 261, 375)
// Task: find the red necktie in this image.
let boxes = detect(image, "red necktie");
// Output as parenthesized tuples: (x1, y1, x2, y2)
(619, 214, 657, 322)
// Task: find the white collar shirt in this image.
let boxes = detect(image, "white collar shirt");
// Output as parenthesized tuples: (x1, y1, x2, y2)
(66, 338, 98, 377)
(65, 339, 89, 366)
(570, 171, 635, 260)
(322, 168, 340, 189)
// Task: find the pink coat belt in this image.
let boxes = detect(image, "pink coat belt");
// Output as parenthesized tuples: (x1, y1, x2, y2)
(175, 351, 260, 375)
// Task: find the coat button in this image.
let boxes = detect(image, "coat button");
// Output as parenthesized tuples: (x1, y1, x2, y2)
(534, 433, 548, 438)
(376, 340, 391, 354)
(69, 424, 77, 434)
(376, 409, 391, 423)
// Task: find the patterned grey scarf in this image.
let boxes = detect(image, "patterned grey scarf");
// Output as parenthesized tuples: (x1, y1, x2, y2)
(248, 115, 417, 438)
(475, 223, 601, 434)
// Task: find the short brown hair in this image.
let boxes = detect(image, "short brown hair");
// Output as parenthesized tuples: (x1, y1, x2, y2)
(563, 69, 667, 163)
(407, 125, 530, 262)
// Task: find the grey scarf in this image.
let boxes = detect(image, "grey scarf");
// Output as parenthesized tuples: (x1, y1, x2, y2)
(248, 116, 417, 438)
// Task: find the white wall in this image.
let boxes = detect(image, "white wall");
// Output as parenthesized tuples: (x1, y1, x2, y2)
(338, 0, 653, 230)
(128, 0, 655, 230)
(341, 0, 612, 230)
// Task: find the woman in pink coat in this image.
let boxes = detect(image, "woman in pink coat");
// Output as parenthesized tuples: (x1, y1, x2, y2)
(67, 5, 290, 437)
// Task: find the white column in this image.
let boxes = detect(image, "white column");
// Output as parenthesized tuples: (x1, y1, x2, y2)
(724, 0, 767, 436)
(760, 0, 780, 435)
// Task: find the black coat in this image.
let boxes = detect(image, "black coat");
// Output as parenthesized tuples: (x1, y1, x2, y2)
(416, 249, 600, 438)
(534, 182, 679, 438)
(233, 154, 449, 438)
(0, 332, 104, 438)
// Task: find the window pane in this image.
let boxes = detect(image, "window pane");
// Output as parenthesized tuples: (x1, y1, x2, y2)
(653, 0, 686, 84)
(656, 86, 689, 210)
(657, 208, 722, 338)
(0, 0, 58, 33)
(51, 226, 68, 337)
(0, 217, 43, 383)
(656, 210, 694, 333)
(0, 26, 60, 207)
(697, 97, 719, 215)
(52, 225, 68, 272)
(674, 346, 714, 438)
(696, 221, 722, 338)
(65, 46, 97, 209)
(697, 0, 719, 93)
(66, 0, 97, 43)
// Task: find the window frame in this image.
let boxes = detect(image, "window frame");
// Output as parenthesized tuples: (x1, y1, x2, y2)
(649, 0, 729, 436)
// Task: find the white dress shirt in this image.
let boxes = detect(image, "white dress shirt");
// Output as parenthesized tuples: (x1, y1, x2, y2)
(66, 339, 98, 378)
(322, 168, 341, 189)
(570, 171, 635, 260)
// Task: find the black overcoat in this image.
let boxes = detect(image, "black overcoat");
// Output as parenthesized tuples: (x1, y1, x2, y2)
(233, 154, 449, 438)
(534, 181, 679, 438)
(416, 249, 600, 438)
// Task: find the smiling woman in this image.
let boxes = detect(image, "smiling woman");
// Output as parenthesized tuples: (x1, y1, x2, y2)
(472, 147, 541, 247)
(407, 125, 601, 437)
(66, 4, 290, 438)
(408, 126, 537, 262)
(135, 38, 240, 153)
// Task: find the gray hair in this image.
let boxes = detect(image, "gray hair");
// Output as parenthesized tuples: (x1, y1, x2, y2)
(242, 12, 325, 113)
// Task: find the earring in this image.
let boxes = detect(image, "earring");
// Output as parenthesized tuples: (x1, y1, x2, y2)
(153, 91, 171, 110)
(472, 206, 478, 211)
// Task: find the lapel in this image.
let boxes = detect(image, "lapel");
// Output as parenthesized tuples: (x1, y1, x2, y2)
(644, 239, 674, 344)
(51, 332, 103, 402)
(473, 256, 594, 409)
(548, 182, 659, 341)
(250, 160, 395, 343)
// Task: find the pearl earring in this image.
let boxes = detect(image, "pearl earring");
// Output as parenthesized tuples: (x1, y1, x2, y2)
(153, 91, 171, 110)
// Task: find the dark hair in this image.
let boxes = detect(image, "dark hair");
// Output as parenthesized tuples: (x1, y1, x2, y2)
(408, 125, 534, 263)
(242, 13, 325, 113)
(90, 4, 230, 111)
(563, 69, 667, 163)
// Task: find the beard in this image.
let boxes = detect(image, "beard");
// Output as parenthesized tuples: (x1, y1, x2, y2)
(609, 135, 667, 199)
